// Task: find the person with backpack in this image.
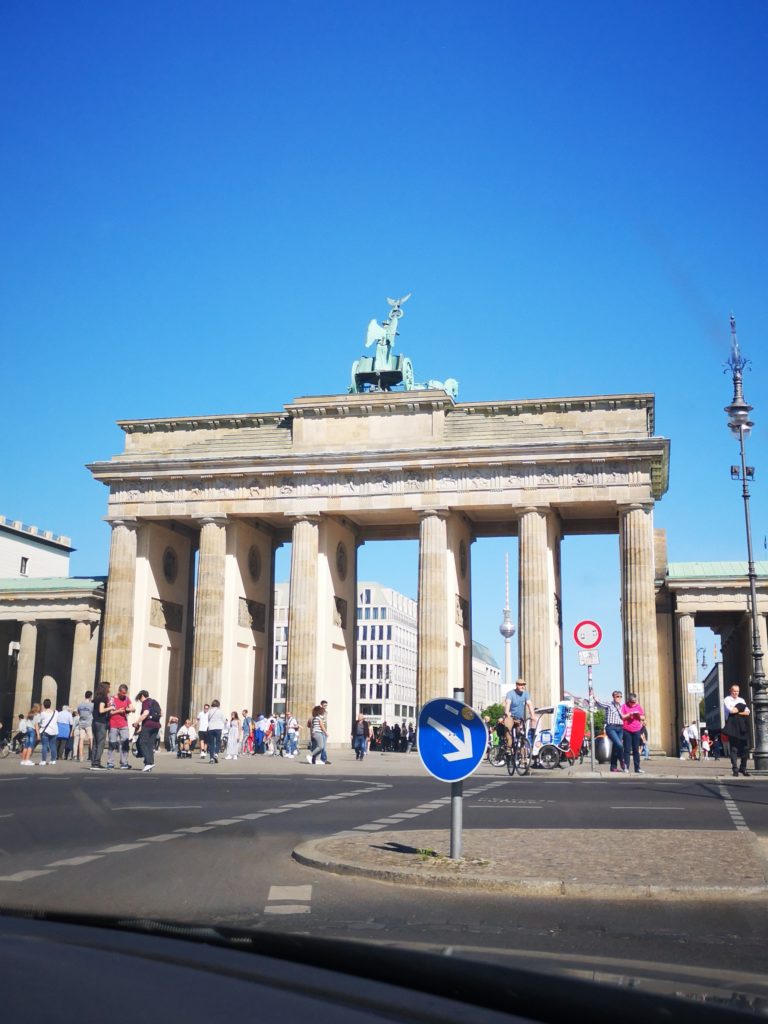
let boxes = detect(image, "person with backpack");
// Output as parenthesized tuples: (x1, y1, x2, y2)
(134, 689, 162, 773)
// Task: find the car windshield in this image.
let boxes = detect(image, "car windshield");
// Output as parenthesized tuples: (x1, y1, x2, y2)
(1, 2, 767, 1018)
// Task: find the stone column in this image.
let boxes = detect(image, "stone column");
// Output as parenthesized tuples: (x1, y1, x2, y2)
(619, 504, 662, 747)
(675, 612, 697, 741)
(286, 516, 320, 730)
(68, 620, 93, 706)
(417, 509, 450, 706)
(190, 516, 228, 711)
(13, 621, 37, 719)
(518, 507, 560, 708)
(100, 519, 138, 687)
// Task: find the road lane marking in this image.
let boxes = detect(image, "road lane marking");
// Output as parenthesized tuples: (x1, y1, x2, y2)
(718, 785, 750, 832)
(264, 884, 312, 915)
(0, 869, 54, 882)
(268, 885, 312, 900)
(610, 806, 685, 811)
(354, 823, 386, 831)
(112, 805, 202, 811)
(0, 781, 403, 884)
(46, 855, 105, 867)
(98, 843, 148, 853)
(263, 904, 311, 914)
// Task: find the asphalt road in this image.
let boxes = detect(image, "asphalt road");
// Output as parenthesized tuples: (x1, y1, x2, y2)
(1, 765, 767, 977)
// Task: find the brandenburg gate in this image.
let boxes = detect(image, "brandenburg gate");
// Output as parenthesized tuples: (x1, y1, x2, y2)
(88, 300, 671, 749)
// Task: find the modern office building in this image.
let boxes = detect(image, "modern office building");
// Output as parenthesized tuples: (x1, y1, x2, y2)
(271, 580, 500, 724)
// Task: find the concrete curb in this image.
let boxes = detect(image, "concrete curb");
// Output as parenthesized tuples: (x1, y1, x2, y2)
(292, 835, 768, 902)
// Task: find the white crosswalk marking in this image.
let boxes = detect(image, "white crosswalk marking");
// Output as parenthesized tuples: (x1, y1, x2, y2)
(264, 884, 312, 915)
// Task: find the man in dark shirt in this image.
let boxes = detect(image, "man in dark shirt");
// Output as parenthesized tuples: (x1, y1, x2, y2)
(135, 689, 161, 774)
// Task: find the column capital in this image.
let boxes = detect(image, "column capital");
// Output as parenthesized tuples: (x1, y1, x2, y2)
(194, 515, 228, 529)
(618, 502, 653, 515)
(108, 517, 139, 531)
(417, 507, 451, 521)
(518, 505, 550, 518)
(287, 514, 322, 528)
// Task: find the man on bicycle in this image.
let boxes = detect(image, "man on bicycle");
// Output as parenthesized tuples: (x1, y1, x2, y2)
(504, 678, 534, 751)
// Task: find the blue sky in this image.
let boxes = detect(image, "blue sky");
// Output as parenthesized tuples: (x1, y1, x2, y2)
(2, 1, 766, 697)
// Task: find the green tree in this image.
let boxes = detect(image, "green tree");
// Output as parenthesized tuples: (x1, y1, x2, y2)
(482, 702, 505, 723)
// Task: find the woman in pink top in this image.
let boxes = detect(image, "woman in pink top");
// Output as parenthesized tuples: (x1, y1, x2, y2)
(621, 693, 646, 775)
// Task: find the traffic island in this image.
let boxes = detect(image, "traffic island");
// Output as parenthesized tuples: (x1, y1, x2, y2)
(293, 827, 768, 901)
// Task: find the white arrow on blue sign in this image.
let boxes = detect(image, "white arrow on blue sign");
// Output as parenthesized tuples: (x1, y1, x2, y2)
(417, 698, 488, 783)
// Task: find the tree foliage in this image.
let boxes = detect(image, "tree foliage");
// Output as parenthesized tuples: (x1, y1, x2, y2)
(481, 702, 505, 723)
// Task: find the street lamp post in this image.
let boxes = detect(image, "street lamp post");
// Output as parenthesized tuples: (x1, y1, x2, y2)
(724, 315, 767, 772)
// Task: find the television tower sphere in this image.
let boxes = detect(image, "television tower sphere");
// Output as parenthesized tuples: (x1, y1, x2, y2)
(499, 611, 515, 639)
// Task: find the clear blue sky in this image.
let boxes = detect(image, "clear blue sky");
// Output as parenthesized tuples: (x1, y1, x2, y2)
(2, 1, 766, 697)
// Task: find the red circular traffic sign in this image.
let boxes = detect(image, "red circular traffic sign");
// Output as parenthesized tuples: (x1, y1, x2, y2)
(574, 620, 602, 649)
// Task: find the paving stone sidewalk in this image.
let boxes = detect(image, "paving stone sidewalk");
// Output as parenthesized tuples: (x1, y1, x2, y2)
(294, 826, 768, 901)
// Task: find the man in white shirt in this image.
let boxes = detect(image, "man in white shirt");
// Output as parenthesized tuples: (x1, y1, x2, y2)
(176, 720, 197, 758)
(38, 699, 59, 765)
(723, 684, 751, 777)
(284, 711, 299, 757)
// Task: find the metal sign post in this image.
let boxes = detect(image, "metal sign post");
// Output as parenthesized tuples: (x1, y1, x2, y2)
(450, 780, 463, 859)
(575, 621, 603, 772)
(417, 699, 487, 861)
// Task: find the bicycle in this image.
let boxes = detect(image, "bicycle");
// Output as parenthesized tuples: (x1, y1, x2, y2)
(489, 718, 532, 776)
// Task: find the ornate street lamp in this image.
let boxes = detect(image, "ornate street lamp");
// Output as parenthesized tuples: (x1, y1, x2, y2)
(499, 553, 516, 692)
(725, 314, 767, 772)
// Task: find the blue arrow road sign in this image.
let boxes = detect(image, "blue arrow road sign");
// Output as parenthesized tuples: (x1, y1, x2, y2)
(417, 698, 488, 783)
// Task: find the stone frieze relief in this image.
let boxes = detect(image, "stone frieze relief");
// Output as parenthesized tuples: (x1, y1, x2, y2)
(109, 462, 645, 505)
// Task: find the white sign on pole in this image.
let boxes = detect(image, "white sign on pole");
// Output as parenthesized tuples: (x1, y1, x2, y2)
(687, 682, 704, 695)
(578, 649, 600, 666)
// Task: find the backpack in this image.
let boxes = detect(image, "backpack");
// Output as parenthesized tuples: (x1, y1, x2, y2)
(148, 699, 162, 723)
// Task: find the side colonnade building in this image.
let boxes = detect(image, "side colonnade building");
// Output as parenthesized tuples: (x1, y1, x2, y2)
(0, 516, 103, 723)
(87, 389, 672, 750)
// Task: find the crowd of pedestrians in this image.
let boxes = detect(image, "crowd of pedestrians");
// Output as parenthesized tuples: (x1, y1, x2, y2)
(11, 682, 164, 773)
(4, 686, 420, 773)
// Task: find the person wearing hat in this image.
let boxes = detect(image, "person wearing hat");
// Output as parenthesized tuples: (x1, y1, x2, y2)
(723, 684, 751, 778)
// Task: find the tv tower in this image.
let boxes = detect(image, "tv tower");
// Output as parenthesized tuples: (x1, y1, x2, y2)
(499, 552, 515, 689)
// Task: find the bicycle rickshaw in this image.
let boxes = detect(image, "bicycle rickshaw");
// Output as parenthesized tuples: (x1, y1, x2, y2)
(530, 700, 587, 769)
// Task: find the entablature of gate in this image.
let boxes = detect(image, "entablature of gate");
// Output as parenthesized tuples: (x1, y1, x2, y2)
(89, 389, 669, 533)
(667, 581, 768, 619)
